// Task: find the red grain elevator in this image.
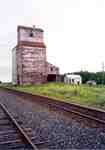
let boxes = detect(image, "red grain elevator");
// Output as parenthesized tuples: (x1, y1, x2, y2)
(12, 25, 59, 85)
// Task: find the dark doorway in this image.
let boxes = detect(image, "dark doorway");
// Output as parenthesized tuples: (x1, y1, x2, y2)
(17, 75, 20, 85)
(47, 74, 56, 82)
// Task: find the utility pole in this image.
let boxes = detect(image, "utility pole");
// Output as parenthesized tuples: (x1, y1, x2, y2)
(102, 62, 105, 85)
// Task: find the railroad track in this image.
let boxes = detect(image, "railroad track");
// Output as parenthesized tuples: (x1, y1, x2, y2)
(1, 87, 105, 149)
(0, 102, 39, 150)
(2, 87, 105, 126)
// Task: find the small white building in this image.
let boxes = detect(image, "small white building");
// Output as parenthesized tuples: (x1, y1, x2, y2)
(64, 74, 82, 85)
(86, 80, 96, 86)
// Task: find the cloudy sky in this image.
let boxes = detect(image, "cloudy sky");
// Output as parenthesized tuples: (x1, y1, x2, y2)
(0, 0, 105, 82)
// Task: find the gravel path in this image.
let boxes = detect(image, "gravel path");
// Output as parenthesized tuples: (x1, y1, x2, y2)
(0, 89, 105, 149)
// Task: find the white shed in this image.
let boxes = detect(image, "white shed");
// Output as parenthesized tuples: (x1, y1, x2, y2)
(64, 74, 82, 85)
(86, 80, 96, 86)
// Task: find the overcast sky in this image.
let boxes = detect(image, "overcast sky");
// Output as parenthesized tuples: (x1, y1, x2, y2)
(0, 0, 105, 82)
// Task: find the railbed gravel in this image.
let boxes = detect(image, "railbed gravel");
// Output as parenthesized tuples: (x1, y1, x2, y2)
(0, 90, 105, 149)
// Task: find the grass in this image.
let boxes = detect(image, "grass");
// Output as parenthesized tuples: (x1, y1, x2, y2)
(6, 82, 105, 110)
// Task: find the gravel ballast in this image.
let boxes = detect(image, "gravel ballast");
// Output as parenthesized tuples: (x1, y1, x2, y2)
(0, 89, 105, 149)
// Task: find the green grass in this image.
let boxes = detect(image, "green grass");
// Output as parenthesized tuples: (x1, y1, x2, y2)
(7, 82, 105, 110)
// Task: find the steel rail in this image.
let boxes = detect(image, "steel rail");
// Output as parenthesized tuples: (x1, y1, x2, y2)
(50, 103, 105, 124)
(0, 102, 38, 150)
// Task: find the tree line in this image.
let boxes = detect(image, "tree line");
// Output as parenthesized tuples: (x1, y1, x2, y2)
(73, 71, 105, 84)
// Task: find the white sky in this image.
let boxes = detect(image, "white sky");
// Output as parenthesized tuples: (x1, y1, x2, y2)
(0, 0, 105, 82)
